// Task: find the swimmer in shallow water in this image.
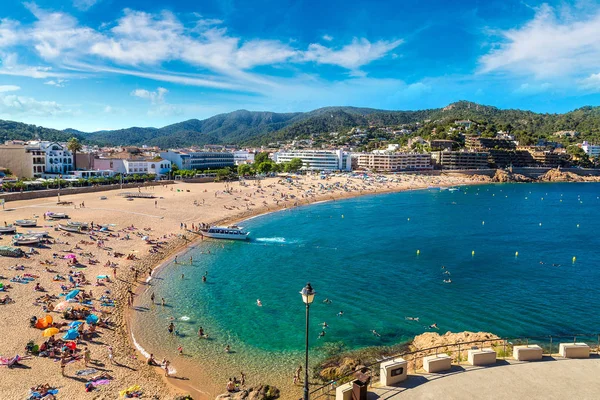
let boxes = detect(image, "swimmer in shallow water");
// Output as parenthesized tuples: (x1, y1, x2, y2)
(405, 316, 419, 322)
(372, 329, 381, 337)
(257, 299, 262, 307)
(318, 330, 326, 339)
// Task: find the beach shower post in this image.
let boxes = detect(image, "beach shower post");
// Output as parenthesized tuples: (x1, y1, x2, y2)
(300, 282, 316, 400)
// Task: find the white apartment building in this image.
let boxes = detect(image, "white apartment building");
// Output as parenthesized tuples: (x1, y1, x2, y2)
(356, 153, 432, 172)
(233, 150, 255, 165)
(272, 149, 352, 171)
(581, 141, 600, 158)
(93, 158, 172, 176)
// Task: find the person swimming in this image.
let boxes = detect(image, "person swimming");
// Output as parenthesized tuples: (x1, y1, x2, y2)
(168, 322, 175, 335)
(318, 330, 326, 339)
(443, 279, 452, 283)
(321, 322, 328, 329)
(372, 329, 381, 337)
(323, 298, 332, 304)
(257, 299, 262, 307)
(202, 275, 207, 282)
(405, 316, 419, 322)
(337, 310, 344, 317)
(429, 323, 439, 330)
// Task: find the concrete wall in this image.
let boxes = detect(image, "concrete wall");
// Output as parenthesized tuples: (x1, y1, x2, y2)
(0, 181, 174, 203)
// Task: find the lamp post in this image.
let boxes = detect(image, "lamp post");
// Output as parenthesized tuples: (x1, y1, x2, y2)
(300, 282, 316, 400)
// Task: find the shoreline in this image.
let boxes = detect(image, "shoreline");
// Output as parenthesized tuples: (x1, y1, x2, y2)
(124, 177, 492, 399)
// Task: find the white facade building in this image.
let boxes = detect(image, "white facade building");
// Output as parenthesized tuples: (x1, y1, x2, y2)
(38, 142, 73, 175)
(581, 141, 600, 158)
(233, 150, 255, 165)
(272, 149, 352, 171)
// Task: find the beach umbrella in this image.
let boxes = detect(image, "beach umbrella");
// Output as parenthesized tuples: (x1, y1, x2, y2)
(63, 329, 79, 340)
(65, 289, 80, 300)
(86, 314, 99, 325)
(65, 341, 77, 350)
(42, 327, 60, 337)
(69, 321, 83, 328)
(54, 301, 71, 312)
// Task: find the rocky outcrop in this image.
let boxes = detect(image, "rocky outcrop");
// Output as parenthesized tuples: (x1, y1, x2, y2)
(491, 169, 533, 183)
(468, 174, 493, 182)
(215, 385, 280, 400)
(538, 168, 584, 182)
(409, 331, 501, 371)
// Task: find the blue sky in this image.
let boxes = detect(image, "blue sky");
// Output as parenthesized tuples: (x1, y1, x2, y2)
(0, 0, 600, 131)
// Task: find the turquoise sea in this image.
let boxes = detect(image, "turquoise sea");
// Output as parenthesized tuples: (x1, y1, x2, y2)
(131, 182, 600, 395)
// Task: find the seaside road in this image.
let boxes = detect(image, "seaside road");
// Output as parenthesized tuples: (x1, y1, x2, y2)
(369, 356, 600, 399)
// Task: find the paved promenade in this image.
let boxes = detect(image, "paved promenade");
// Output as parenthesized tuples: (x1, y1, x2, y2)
(369, 356, 600, 399)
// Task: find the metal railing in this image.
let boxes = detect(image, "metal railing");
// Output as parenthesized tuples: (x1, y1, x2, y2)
(309, 333, 600, 399)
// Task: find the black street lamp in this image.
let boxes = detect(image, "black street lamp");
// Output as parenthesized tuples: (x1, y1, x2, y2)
(300, 282, 316, 400)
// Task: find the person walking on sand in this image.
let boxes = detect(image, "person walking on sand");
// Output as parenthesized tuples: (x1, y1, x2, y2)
(107, 346, 114, 365)
(161, 297, 165, 306)
(60, 354, 68, 376)
(150, 292, 155, 304)
(294, 365, 302, 384)
(177, 345, 183, 355)
(164, 360, 170, 377)
(83, 347, 91, 366)
(168, 322, 175, 335)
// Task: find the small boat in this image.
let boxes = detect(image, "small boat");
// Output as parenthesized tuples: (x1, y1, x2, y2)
(14, 219, 37, 227)
(58, 224, 81, 233)
(0, 225, 17, 234)
(0, 246, 24, 257)
(199, 225, 250, 241)
(26, 231, 49, 238)
(448, 187, 460, 192)
(67, 221, 88, 229)
(13, 235, 41, 246)
(48, 213, 69, 219)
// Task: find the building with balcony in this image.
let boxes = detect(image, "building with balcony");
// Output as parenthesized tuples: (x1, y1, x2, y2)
(272, 149, 352, 171)
(356, 153, 432, 172)
(160, 150, 235, 170)
(431, 151, 489, 170)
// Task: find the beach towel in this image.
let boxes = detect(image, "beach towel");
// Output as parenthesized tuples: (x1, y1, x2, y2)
(119, 385, 142, 398)
(92, 379, 111, 386)
(75, 368, 98, 376)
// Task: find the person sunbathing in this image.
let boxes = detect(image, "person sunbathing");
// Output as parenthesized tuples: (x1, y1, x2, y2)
(86, 372, 113, 382)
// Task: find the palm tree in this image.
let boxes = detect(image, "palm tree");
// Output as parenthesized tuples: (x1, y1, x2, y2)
(66, 137, 83, 172)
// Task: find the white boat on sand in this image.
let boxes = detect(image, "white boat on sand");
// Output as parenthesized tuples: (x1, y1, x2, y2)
(13, 235, 41, 246)
(0, 225, 17, 234)
(200, 225, 249, 240)
(15, 219, 37, 227)
(58, 224, 81, 233)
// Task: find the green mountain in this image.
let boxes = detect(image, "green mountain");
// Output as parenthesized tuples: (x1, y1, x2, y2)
(0, 120, 83, 143)
(2, 101, 600, 148)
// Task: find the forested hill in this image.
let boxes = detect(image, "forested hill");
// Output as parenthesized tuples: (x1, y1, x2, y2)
(2, 101, 600, 147)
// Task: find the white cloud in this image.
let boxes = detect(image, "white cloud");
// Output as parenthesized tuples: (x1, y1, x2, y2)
(131, 86, 181, 116)
(322, 34, 333, 42)
(514, 82, 552, 94)
(73, 0, 100, 11)
(44, 79, 67, 87)
(0, 4, 403, 91)
(580, 73, 600, 90)
(0, 85, 20, 92)
(131, 87, 168, 104)
(479, 4, 600, 79)
(303, 38, 403, 71)
(0, 53, 69, 79)
(0, 86, 72, 117)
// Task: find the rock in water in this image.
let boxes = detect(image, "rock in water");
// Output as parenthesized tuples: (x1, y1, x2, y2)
(215, 385, 280, 400)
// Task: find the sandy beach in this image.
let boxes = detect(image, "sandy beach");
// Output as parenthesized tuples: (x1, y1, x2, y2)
(0, 173, 483, 400)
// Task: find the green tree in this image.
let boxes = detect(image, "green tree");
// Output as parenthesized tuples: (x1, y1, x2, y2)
(254, 152, 270, 164)
(66, 137, 83, 171)
(238, 164, 253, 176)
(287, 157, 303, 172)
(256, 161, 274, 174)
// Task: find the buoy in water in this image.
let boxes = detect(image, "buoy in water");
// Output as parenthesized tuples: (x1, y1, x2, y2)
(515, 251, 519, 257)
(573, 256, 576, 263)
(471, 250, 475, 256)
(341, 215, 344, 218)
(539, 222, 542, 226)
(416, 249, 420, 255)
(407, 217, 410, 221)
(577, 224, 580, 228)
(482, 221, 485, 225)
